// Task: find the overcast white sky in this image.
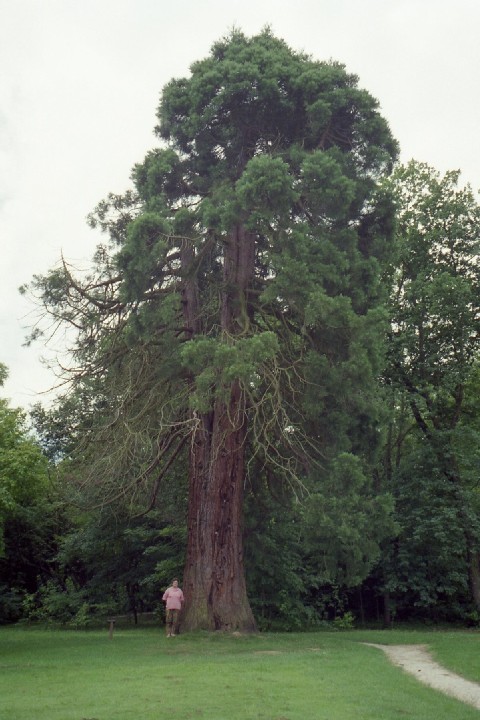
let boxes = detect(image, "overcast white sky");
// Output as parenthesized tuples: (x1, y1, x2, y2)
(1, 0, 479, 410)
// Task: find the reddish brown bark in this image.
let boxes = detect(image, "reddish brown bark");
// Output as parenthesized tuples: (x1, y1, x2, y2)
(180, 224, 257, 631)
(182, 383, 256, 630)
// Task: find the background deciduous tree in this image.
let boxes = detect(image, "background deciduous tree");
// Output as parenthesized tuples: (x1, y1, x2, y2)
(0, 364, 58, 622)
(0, 364, 49, 552)
(378, 161, 480, 620)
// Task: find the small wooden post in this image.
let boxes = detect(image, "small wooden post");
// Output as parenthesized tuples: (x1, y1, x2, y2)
(108, 618, 116, 639)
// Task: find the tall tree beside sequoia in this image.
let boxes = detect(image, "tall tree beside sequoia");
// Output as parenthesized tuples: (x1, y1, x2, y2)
(27, 30, 398, 630)
(384, 161, 480, 613)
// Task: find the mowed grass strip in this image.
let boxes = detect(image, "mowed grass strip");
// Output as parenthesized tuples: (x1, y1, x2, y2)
(419, 631, 480, 683)
(0, 627, 479, 720)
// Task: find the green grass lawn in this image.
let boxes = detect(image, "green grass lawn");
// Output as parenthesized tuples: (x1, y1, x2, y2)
(1, 626, 479, 720)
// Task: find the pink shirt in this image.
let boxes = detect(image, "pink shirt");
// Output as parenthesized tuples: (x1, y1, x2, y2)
(162, 586, 184, 610)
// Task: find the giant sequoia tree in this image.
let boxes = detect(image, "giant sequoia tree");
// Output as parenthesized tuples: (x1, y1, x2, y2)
(28, 30, 398, 630)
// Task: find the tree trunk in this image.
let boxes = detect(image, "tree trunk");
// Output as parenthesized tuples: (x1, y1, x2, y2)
(468, 548, 480, 612)
(383, 591, 392, 628)
(182, 382, 256, 630)
(357, 586, 365, 626)
(181, 224, 257, 631)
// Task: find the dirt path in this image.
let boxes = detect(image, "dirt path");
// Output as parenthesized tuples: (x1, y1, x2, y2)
(365, 643, 480, 710)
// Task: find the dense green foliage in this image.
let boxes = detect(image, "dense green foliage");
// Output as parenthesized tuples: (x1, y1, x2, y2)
(0, 364, 57, 621)
(368, 162, 480, 624)
(0, 366, 49, 545)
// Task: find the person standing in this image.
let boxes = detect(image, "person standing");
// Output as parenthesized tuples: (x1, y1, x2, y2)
(162, 579, 184, 637)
